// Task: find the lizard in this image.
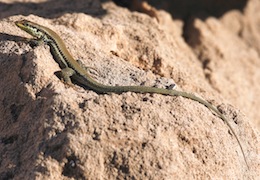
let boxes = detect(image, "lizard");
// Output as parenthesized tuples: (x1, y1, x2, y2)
(15, 19, 248, 168)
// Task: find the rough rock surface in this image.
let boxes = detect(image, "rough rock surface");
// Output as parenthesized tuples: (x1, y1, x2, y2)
(0, 0, 259, 179)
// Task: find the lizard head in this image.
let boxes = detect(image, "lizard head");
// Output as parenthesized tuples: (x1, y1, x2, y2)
(15, 20, 45, 39)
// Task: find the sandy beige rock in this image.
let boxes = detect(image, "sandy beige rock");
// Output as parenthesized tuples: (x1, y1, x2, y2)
(186, 16, 260, 130)
(0, 0, 259, 179)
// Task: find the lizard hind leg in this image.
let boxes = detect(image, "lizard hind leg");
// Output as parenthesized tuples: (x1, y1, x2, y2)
(76, 59, 100, 78)
(55, 67, 87, 91)
(61, 67, 75, 84)
(54, 67, 75, 87)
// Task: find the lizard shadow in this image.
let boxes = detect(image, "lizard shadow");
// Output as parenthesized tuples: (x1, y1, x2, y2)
(0, 33, 26, 42)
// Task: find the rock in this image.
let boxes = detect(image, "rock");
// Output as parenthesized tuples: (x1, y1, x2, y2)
(0, 0, 259, 179)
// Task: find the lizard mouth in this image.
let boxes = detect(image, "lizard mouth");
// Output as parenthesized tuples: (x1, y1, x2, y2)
(15, 20, 26, 29)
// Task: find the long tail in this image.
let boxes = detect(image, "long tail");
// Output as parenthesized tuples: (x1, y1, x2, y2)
(76, 74, 249, 168)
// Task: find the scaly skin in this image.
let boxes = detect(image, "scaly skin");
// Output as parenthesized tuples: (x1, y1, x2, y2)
(15, 19, 248, 168)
